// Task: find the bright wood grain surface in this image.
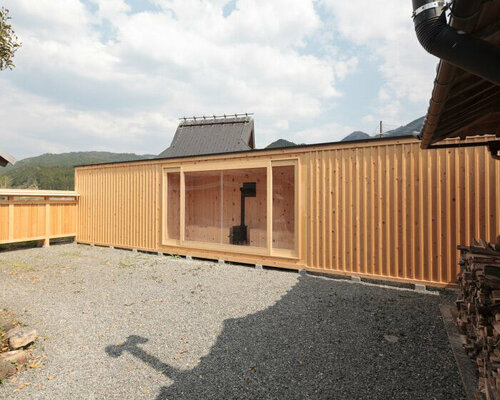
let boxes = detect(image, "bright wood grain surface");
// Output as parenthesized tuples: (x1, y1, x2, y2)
(75, 136, 499, 287)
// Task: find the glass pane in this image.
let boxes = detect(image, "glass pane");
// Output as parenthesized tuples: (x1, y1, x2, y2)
(222, 168, 267, 247)
(185, 171, 222, 243)
(272, 165, 295, 251)
(166, 172, 180, 240)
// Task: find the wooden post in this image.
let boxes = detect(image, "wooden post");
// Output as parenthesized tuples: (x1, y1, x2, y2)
(161, 170, 167, 244)
(295, 161, 300, 259)
(267, 162, 273, 255)
(179, 169, 185, 243)
(8, 196, 14, 241)
(44, 196, 50, 247)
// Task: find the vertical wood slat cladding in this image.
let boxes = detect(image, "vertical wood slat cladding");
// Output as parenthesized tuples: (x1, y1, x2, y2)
(76, 164, 158, 250)
(304, 139, 499, 285)
(75, 137, 499, 287)
(0, 197, 77, 244)
(49, 203, 77, 236)
(0, 205, 9, 239)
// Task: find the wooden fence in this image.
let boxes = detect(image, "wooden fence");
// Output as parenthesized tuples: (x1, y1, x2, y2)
(75, 136, 500, 287)
(0, 189, 78, 246)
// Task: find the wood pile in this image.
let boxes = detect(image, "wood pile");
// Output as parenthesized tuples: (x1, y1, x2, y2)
(456, 238, 500, 400)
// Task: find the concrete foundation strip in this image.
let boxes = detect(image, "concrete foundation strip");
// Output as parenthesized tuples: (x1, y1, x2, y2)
(439, 304, 477, 400)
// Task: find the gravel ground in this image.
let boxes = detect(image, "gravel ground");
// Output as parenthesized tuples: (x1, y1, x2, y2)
(0, 244, 464, 399)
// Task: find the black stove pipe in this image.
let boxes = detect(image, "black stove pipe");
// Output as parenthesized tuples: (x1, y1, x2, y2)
(239, 182, 256, 227)
(412, 0, 500, 85)
(240, 188, 246, 227)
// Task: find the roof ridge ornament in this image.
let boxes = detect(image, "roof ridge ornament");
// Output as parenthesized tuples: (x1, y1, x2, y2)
(179, 113, 254, 122)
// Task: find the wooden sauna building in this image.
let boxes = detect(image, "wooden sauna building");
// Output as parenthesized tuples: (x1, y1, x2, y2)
(75, 129, 499, 288)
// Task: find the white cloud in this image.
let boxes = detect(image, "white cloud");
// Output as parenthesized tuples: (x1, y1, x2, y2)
(2, 0, 359, 158)
(1, 0, 433, 159)
(10, 0, 93, 42)
(320, 0, 437, 123)
(273, 120, 290, 130)
(288, 122, 354, 144)
(0, 81, 177, 156)
(91, 0, 130, 21)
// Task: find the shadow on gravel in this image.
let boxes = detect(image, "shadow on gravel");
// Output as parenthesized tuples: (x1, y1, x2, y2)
(105, 276, 464, 400)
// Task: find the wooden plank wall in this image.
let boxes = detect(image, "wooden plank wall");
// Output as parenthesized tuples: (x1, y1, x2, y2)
(303, 140, 499, 285)
(75, 137, 500, 287)
(76, 164, 159, 250)
(0, 196, 77, 245)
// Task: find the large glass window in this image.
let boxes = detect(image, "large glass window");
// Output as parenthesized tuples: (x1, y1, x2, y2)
(272, 165, 295, 251)
(185, 171, 222, 243)
(184, 168, 267, 247)
(222, 168, 267, 247)
(164, 163, 297, 256)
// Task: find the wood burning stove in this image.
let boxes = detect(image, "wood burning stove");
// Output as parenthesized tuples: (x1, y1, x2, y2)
(229, 182, 256, 245)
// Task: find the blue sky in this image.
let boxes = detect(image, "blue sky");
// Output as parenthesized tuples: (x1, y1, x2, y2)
(1, 0, 438, 159)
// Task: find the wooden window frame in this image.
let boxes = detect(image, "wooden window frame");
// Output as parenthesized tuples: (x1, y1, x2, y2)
(271, 159, 299, 259)
(161, 159, 299, 259)
(161, 167, 181, 246)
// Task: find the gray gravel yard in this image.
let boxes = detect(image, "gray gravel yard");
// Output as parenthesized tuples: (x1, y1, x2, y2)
(0, 244, 464, 399)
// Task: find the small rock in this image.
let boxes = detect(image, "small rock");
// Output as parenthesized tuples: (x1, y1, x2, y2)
(7, 328, 37, 349)
(0, 359, 16, 379)
(383, 334, 399, 343)
(459, 334, 467, 345)
(0, 350, 29, 364)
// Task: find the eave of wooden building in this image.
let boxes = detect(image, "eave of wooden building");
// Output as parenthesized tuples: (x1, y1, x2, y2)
(419, 0, 500, 149)
(0, 149, 16, 167)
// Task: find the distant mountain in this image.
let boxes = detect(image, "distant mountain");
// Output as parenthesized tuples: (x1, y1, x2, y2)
(0, 152, 154, 190)
(1, 117, 426, 190)
(265, 139, 298, 149)
(383, 116, 425, 137)
(340, 116, 425, 142)
(341, 131, 371, 142)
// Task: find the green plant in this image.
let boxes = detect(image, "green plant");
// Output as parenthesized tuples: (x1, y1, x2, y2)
(0, 7, 21, 70)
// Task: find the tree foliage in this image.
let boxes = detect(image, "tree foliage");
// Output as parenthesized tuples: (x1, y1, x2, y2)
(0, 7, 21, 71)
(0, 174, 12, 188)
(0, 152, 154, 190)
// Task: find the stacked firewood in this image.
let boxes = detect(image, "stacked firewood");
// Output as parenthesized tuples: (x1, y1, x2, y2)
(456, 238, 500, 400)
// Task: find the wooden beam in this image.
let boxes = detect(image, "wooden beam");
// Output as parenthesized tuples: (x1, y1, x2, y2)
(8, 196, 14, 241)
(44, 196, 50, 247)
(0, 189, 79, 197)
(0, 234, 77, 245)
(180, 168, 185, 243)
(295, 160, 300, 259)
(267, 162, 273, 255)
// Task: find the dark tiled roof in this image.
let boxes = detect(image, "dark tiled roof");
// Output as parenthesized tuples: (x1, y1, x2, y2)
(158, 116, 255, 158)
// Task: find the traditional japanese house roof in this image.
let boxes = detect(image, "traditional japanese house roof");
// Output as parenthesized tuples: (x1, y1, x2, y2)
(158, 116, 255, 158)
